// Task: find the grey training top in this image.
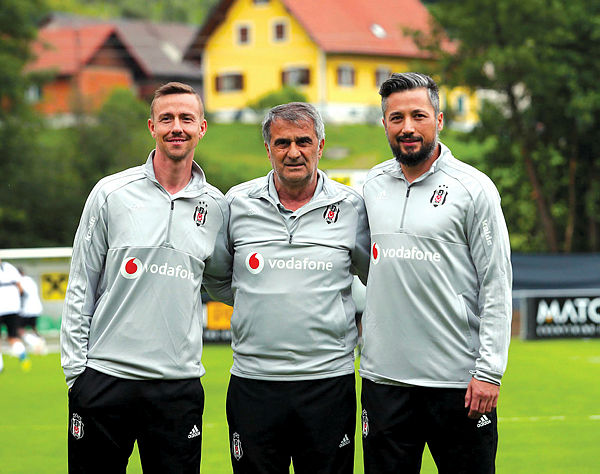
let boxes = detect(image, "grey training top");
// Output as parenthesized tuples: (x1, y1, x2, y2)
(359, 143, 512, 388)
(60, 152, 229, 388)
(207, 170, 371, 381)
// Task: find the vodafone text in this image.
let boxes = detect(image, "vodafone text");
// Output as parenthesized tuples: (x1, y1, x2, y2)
(372, 244, 441, 263)
(268, 257, 333, 271)
(120, 257, 195, 280)
(245, 252, 333, 273)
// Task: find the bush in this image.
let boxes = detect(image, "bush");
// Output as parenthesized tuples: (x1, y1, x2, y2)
(247, 86, 308, 113)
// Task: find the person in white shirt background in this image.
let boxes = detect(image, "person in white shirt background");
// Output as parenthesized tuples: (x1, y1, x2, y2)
(18, 267, 47, 355)
(0, 258, 29, 372)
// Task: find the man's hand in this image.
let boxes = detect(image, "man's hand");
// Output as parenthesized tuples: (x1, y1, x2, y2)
(464, 378, 499, 420)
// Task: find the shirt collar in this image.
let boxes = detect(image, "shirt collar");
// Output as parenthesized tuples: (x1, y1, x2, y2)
(143, 150, 207, 196)
(267, 171, 323, 210)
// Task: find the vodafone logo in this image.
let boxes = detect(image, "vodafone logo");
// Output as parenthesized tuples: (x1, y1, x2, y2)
(245, 251, 333, 273)
(246, 252, 265, 274)
(119, 256, 195, 280)
(120, 257, 143, 279)
(371, 243, 380, 265)
(371, 243, 441, 263)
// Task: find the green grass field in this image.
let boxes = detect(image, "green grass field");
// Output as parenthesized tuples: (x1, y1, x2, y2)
(1, 338, 599, 473)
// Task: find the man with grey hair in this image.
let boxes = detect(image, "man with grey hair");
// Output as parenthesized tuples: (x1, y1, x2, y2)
(359, 73, 512, 473)
(209, 102, 370, 473)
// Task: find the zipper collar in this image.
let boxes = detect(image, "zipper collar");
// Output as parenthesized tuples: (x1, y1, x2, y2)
(248, 169, 347, 215)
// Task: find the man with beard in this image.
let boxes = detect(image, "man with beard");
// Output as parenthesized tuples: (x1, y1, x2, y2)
(359, 73, 512, 473)
(61, 82, 229, 473)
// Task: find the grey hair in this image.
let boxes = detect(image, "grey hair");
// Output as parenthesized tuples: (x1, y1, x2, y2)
(379, 72, 440, 116)
(262, 102, 325, 145)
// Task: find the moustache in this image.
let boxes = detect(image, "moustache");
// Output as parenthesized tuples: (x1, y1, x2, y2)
(396, 135, 422, 142)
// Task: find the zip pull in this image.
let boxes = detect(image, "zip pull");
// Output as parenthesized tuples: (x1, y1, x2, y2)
(165, 200, 175, 246)
(399, 185, 411, 229)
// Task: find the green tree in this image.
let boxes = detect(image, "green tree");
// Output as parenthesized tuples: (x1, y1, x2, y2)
(73, 88, 153, 188)
(0, 0, 47, 107)
(0, 0, 50, 247)
(247, 86, 308, 114)
(421, 0, 600, 252)
(1, 87, 153, 248)
(46, 0, 219, 24)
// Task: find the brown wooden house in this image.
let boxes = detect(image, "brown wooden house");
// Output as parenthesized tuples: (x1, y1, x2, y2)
(26, 14, 202, 116)
(26, 23, 143, 115)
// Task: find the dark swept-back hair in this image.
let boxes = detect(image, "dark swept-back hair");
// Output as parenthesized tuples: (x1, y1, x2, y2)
(262, 102, 325, 146)
(379, 72, 440, 116)
(150, 82, 204, 119)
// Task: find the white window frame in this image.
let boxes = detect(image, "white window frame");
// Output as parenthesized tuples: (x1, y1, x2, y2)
(215, 72, 244, 93)
(25, 84, 42, 103)
(235, 23, 252, 46)
(272, 18, 289, 43)
(337, 65, 355, 87)
(281, 66, 310, 87)
(375, 67, 391, 88)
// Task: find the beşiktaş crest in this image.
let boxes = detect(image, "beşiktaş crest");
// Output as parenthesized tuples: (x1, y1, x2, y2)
(71, 413, 84, 439)
(232, 432, 243, 461)
(323, 203, 340, 224)
(430, 184, 449, 207)
(194, 201, 208, 226)
(361, 409, 369, 438)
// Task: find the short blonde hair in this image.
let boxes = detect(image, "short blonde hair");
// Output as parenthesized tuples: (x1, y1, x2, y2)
(150, 82, 203, 119)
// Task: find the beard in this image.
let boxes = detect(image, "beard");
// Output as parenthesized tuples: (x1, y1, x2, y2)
(389, 134, 438, 167)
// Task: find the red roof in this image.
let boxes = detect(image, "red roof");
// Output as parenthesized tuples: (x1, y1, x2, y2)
(38, 14, 202, 80)
(186, 0, 450, 61)
(28, 24, 116, 75)
(281, 0, 436, 57)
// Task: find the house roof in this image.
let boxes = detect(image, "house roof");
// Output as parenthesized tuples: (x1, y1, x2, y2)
(111, 20, 201, 79)
(185, 0, 451, 61)
(30, 13, 201, 80)
(27, 24, 120, 76)
(282, 0, 442, 57)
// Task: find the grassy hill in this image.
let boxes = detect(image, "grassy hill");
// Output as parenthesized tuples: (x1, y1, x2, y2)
(194, 123, 485, 193)
(32, 119, 488, 250)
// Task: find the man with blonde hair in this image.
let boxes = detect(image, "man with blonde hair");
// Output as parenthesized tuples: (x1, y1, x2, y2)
(62, 82, 229, 473)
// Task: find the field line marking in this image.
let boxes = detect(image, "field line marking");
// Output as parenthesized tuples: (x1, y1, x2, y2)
(499, 415, 600, 422)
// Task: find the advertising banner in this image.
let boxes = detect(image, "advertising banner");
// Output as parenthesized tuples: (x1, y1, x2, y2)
(519, 290, 600, 339)
(203, 301, 232, 342)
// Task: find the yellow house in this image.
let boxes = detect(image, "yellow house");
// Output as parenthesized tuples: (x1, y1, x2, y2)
(185, 0, 477, 127)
